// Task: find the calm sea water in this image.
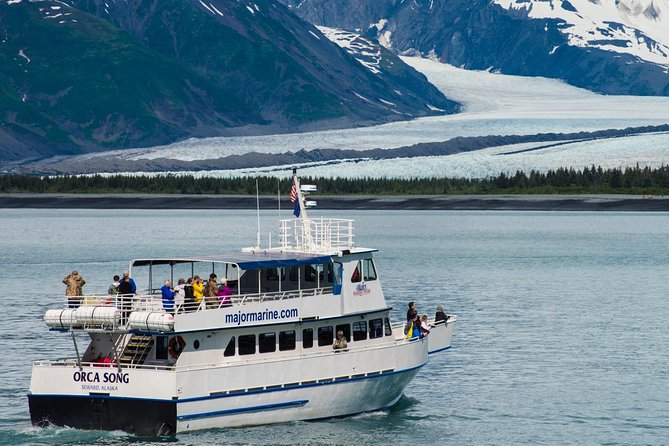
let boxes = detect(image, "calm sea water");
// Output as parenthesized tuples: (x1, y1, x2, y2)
(0, 209, 667, 445)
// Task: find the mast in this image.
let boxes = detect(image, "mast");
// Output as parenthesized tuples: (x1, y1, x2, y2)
(292, 168, 315, 249)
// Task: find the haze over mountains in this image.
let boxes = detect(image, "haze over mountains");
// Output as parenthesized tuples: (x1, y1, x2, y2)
(0, 0, 455, 162)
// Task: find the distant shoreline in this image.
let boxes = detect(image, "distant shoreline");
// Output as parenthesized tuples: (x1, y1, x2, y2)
(1, 194, 668, 211)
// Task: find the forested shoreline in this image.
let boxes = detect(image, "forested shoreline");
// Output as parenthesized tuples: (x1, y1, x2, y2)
(1, 165, 668, 195)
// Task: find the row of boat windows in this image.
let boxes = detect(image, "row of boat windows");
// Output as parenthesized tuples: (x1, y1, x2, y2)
(186, 317, 393, 357)
(263, 259, 377, 283)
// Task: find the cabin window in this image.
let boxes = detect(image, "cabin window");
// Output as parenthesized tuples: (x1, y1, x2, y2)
(327, 263, 334, 283)
(351, 261, 362, 283)
(302, 328, 313, 349)
(193, 339, 201, 350)
(332, 263, 342, 295)
(304, 265, 317, 282)
(156, 336, 168, 360)
(336, 323, 351, 343)
(288, 266, 299, 282)
(363, 259, 377, 281)
(224, 337, 235, 357)
(259, 332, 276, 353)
(384, 318, 392, 337)
(238, 334, 256, 355)
(318, 326, 334, 346)
(352, 321, 367, 341)
(279, 330, 296, 351)
(369, 318, 383, 339)
(266, 268, 285, 281)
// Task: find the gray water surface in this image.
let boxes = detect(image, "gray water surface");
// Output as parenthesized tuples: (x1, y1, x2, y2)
(0, 209, 667, 445)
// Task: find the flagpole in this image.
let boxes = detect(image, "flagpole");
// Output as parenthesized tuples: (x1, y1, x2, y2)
(256, 178, 260, 249)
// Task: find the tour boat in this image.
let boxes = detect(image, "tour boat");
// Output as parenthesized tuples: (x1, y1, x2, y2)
(28, 170, 457, 435)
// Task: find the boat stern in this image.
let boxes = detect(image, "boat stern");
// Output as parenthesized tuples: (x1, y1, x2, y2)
(28, 361, 177, 436)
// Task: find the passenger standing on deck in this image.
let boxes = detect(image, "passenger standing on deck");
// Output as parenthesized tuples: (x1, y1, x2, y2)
(192, 275, 204, 309)
(173, 278, 186, 312)
(63, 271, 86, 308)
(184, 278, 195, 312)
(204, 273, 218, 309)
(405, 310, 420, 339)
(107, 275, 120, 295)
(435, 305, 449, 324)
(161, 280, 175, 313)
(406, 301, 416, 322)
(117, 275, 134, 324)
(217, 278, 233, 306)
(121, 271, 137, 293)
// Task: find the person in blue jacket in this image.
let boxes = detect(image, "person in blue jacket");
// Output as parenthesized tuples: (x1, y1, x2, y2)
(161, 280, 175, 313)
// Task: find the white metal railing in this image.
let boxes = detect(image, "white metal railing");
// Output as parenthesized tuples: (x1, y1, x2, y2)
(279, 217, 354, 252)
(32, 359, 174, 371)
(58, 286, 333, 321)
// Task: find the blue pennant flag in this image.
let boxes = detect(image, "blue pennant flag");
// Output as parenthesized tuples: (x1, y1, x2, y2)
(293, 199, 301, 217)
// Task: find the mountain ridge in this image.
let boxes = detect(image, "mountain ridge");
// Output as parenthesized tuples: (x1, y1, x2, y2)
(282, 0, 669, 97)
(0, 0, 458, 162)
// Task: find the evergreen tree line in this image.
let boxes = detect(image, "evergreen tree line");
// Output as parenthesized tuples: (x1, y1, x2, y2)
(1, 165, 668, 195)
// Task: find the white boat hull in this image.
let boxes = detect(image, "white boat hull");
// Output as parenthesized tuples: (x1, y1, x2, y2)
(30, 337, 428, 434)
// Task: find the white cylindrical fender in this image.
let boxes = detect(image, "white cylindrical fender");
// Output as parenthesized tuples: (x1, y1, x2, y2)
(44, 309, 78, 329)
(75, 306, 121, 326)
(127, 311, 174, 332)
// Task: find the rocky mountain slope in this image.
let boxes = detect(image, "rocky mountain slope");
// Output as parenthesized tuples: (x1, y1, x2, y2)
(0, 0, 457, 162)
(282, 0, 669, 97)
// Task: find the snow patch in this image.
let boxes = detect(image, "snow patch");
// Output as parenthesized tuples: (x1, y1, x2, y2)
(317, 26, 383, 75)
(308, 30, 320, 40)
(246, 5, 255, 14)
(209, 3, 224, 16)
(18, 49, 30, 63)
(198, 0, 216, 16)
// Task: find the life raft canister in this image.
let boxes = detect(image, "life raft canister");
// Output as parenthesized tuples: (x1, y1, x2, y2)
(168, 336, 186, 359)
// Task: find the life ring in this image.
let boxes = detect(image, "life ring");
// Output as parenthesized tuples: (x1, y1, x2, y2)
(168, 336, 186, 359)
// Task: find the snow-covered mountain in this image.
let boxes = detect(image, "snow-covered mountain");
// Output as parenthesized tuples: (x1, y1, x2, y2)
(281, 0, 669, 96)
(495, 0, 669, 68)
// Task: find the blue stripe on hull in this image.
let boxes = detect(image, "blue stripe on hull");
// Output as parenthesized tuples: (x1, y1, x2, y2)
(177, 399, 308, 421)
(428, 345, 452, 354)
(177, 360, 428, 404)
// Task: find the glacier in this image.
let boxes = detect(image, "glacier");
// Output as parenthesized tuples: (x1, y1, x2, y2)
(74, 57, 669, 179)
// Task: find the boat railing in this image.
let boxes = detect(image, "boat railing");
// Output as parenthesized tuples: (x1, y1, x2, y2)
(279, 217, 354, 252)
(32, 359, 174, 371)
(57, 286, 333, 322)
(34, 328, 421, 372)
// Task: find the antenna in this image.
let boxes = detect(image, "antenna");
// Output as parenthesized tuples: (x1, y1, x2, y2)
(256, 178, 260, 249)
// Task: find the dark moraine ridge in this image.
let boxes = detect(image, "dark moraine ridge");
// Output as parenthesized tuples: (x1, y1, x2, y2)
(0, 194, 667, 211)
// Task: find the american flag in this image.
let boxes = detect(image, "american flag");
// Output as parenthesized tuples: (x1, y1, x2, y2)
(290, 184, 297, 203)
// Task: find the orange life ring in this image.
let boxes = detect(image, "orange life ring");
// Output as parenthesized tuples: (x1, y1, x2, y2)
(168, 336, 186, 359)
